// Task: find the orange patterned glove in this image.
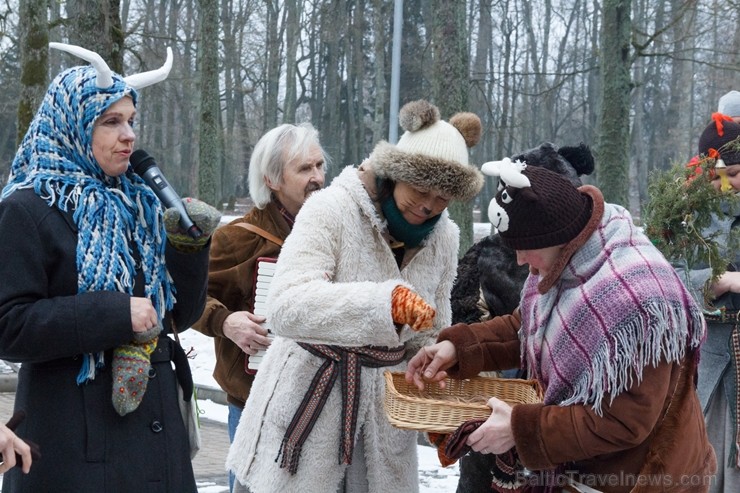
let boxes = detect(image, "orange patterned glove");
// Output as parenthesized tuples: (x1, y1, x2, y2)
(391, 285, 436, 332)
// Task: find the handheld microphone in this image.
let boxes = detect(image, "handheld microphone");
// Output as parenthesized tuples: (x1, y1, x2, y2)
(130, 149, 203, 239)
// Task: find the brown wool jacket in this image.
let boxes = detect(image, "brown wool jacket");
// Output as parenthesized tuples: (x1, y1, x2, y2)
(191, 202, 290, 407)
(439, 313, 716, 493)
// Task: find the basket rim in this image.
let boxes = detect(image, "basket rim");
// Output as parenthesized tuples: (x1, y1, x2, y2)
(383, 371, 544, 433)
(385, 373, 488, 411)
(383, 371, 542, 409)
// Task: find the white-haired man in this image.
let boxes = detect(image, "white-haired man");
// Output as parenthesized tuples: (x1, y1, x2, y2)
(192, 123, 326, 491)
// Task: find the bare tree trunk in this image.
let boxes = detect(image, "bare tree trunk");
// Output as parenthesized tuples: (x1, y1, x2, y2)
(163, 0, 183, 191)
(432, 0, 472, 257)
(283, 0, 299, 123)
(596, 0, 631, 207)
(345, 0, 365, 165)
(180, 0, 199, 196)
(472, 0, 493, 222)
(670, 1, 698, 163)
(220, 0, 238, 201)
(16, 0, 48, 146)
(521, 0, 551, 142)
(496, 0, 514, 157)
(370, 0, 387, 145)
(197, 0, 221, 206)
(630, 0, 647, 215)
(320, 0, 345, 172)
(399, 0, 428, 104)
(306, 1, 324, 128)
(263, 0, 283, 131)
(66, 0, 123, 72)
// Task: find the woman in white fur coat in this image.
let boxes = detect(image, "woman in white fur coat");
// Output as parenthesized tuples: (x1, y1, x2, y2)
(226, 100, 484, 493)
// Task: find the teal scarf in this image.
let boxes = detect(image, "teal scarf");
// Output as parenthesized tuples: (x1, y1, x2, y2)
(380, 195, 440, 248)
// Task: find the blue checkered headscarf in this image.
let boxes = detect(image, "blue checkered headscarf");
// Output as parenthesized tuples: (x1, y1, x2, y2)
(2, 65, 176, 383)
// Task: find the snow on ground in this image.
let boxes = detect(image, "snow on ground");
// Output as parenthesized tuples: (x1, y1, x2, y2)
(178, 330, 462, 492)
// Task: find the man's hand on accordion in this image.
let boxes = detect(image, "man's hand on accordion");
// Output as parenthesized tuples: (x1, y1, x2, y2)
(223, 311, 272, 355)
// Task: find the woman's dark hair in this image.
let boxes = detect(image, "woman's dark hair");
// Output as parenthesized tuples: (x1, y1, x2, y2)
(376, 177, 395, 202)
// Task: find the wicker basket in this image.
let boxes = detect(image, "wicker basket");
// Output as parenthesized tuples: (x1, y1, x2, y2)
(383, 371, 543, 433)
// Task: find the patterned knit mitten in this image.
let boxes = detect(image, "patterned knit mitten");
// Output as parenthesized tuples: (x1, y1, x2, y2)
(112, 325, 160, 416)
(164, 197, 222, 251)
(391, 285, 436, 332)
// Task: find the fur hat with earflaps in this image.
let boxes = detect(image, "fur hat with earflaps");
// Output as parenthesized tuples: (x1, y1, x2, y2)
(370, 100, 484, 201)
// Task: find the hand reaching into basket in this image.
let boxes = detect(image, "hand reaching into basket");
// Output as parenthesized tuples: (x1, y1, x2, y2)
(405, 340, 457, 390)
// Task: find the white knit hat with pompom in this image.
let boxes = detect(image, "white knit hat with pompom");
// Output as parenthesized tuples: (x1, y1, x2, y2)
(370, 100, 484, 201)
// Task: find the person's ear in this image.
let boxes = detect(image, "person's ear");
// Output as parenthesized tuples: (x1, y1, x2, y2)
(265, 176, 279, 192)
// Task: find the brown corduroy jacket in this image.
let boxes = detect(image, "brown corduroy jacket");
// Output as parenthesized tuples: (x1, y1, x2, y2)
(438, 313, 717, 493)
(191, 202, 290, 407)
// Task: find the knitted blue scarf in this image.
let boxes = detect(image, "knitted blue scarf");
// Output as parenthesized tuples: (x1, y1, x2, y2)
(2, 66, 176, 384)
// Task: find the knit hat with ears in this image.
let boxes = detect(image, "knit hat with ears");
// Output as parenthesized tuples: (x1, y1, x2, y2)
(370, 100, 484, 201)
(698, 119, 740, 166)
(718, 90, 740, 118)
(482, 160, 592, 250)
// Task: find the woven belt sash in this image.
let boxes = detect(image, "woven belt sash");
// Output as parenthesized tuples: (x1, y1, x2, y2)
(276, 343, 406, 474)
(704, 308, 740, 467)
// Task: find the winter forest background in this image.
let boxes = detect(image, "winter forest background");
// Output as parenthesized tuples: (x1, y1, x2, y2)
(0, 0, 738, 254)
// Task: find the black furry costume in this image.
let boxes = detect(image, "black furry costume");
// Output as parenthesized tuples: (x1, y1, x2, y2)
(450, 142, 594, 493)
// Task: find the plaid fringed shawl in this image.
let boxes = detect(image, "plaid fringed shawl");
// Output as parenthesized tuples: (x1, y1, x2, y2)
(520, 203, 706, 414)
(1, 66, 175, 384)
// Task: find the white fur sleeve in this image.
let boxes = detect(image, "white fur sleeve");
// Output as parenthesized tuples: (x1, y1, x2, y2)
(265, 188, 407, 348)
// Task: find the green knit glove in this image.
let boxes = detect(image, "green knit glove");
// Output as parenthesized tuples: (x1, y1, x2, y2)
(111, 325, 161, 416)
(163, 198, 221, 251)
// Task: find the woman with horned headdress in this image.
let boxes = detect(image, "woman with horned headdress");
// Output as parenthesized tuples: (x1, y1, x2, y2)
(0, 43, 220, 492)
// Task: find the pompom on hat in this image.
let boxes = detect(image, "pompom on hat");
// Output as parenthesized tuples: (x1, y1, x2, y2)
(370, 100, 484, 201)
(718, 90, 740, 118)
(698, 118, 740, 166)
(481, 159, 592, 250)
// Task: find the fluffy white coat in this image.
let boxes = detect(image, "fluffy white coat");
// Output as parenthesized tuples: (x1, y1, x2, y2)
(226, 165, 459, 492)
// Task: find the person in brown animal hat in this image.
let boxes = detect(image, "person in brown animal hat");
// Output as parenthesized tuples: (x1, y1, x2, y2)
(450, 142, 595, 492)
(407, 160, 715, 492)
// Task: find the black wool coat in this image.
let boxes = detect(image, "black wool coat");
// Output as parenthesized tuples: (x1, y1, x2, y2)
(0, 189, 209, 493)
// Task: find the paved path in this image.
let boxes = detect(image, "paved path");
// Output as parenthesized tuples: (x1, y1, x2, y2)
(0, 391, 230, 492)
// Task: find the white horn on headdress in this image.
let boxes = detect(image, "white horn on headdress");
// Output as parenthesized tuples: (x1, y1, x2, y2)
(49, 42, 114, 88)
(124, 47, 173, 89)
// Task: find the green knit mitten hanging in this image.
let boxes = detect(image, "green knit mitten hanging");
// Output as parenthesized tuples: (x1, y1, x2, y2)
(112, 324, 161, 416)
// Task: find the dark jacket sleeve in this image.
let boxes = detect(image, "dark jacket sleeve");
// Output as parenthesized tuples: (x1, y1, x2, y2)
(166, 241, 210, 332)
(0, 192, 132, 363)
(510, 360, 674, 470)
(437, 310, 522, 379)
